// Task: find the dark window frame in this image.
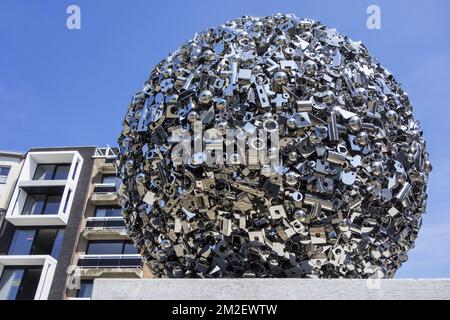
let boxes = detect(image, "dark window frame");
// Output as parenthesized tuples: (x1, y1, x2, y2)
(101, 174, 117, 184)
(86, 240, 136, 255)
(22, 193, 63, 215)
(71, 160, 79, 180)
(7, 226, 65, 257)
(6, 229, 35, 256)
(0, 265, 43, 300)
(33, 163, 71, 181)
(75, 280, 94, 298)
(62, 189, 72, 213)
(0, 166, 11, 184)
(94, 205, 122, 217)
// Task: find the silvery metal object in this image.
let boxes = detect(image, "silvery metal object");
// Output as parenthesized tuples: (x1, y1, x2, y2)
(118, 14, 431, 279)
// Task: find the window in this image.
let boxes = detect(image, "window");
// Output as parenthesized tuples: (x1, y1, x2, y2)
(76, 281, 93, 298)
(87, 241, 123, 255)
(22, 195, 45, 215)
(32, 229, 59, 255)
(33, 164, 71, 181)
(0, 166, 11, 184)
(8, 229, 35, 255)
(87, 241, 137, 255)
(0, 268, 24, 300)
(101, 174, 116, 184)
(71, 161, 79, 180)
(123, 242, 138, 254)
(16, 268, 41, 300)
(22, 194, 62, 215)
(62, 189, 72, 213)
(0, 267, 42, 300)
(7, 228, 65, 258)
(43, 195, 62, 214)
(94, 206, 122, 217)
(53, 165, 70, 180)
(50, 229, 65, 259)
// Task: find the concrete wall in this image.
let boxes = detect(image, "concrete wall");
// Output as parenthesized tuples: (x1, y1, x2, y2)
(65, 155, 109, 298)
(0, 152, 24, 213)
(92, 278, 450, 300)
(65, 154, 153, 298)
(45, 147, 96, 300)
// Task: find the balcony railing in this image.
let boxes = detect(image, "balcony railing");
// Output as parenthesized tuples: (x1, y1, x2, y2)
(90, 183, 118, 205)
(82, 217, 128, 240)
(85, 217, 125, 230)
(92, 183, 116, 194)
(77, 254, 143, 269)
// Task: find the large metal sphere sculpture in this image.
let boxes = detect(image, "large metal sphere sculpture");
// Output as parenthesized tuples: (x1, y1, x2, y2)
(118, 14, 431, 278)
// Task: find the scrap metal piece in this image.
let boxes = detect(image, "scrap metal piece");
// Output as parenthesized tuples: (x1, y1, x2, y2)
(255, 84, 270, 108)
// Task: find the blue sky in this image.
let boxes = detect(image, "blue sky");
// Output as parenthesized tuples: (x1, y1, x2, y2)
(0, 0, 449, 278)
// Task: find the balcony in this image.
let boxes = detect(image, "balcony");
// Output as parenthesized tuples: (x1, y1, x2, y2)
(76, 254, 144, 278)
(5, 151, 83, 226)
(90, 183, 119, 205)
(18, 180, 66, 194)
(99, 158, 117, 174)
(82, 217, 128, 240)
(0, 255, 57, 300)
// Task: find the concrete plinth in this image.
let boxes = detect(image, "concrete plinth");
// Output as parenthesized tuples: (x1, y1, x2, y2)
(92, 278, 450, 300)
